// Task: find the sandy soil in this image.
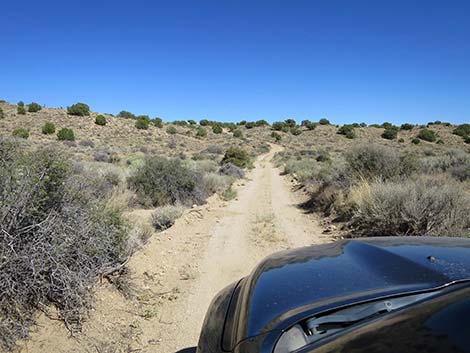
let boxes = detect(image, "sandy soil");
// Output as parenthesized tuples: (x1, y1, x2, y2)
(19, 145, 332, 353)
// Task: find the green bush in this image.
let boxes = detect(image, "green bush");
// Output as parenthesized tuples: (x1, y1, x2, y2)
(17, 101, 24, 107)
(27, 102, 42, 113)
(221, 147, 251, 168)
(152, 117, 163, 128)
(152, 205, 185, 231)
(128, 157, 204, 207)
(245, 122, 255, 129)
(381, 127, 398, 140)
(338, 125, 356, 139)
(17, 106, 26, 115)
(0, 107, 4, 119)
(0, 141, 128, 349)
(453, 124, 470, 138)
(41, 122, 56, 134)
(400, 123, 414, 130)
(346, 144, 413, 180)
(233, 129, 243, 138)
(166, 126, 177, 134)
(285, 119, 296, 127)
(272, 121, 286, 131)
(196, 127, 207, 138)
(212, 124, 223, 134)
(256, 119, 269, 127)
(398, 138, 405, 143)
(412, 138, 421, 145)
(271, 131, 282, 141)
(117, 111, 136, 119)
(95, 114, 107, 126)
(188, 119, 196, 125)
(67, 102, 90, 116)
(135, 116, 150, 130)
(436, 139, 445, 145)
(301, 120, 317, 130)
(418, 128, 437, 142)
(319, 118, 330, 125)
(57, 128, 75, 141)
(12, 128, 29, 139)
(290, 126, 302, 135)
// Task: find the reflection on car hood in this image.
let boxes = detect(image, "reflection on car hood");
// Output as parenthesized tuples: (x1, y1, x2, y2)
(232, 237, 470, 342)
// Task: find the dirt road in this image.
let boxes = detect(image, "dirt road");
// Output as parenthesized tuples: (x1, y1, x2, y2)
(22, 145, 330, 353)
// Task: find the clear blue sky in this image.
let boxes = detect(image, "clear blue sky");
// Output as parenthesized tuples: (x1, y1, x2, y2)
(1, 0, 469, 124)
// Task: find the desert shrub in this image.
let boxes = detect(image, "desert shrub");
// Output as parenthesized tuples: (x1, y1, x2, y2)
(12, 128, 29, 139)
(152, 117, 163, 128)
(319, 118, 330, 125)
(166, 125, 177, 134)
(400, 123, 414, 130)
(67, 102, 90, 116)
(188, 119, 196, 125)
(284, 158, 321, 181)
(417, 128, 437, 142)
(57, 128, 75, 141)
(315, 150, 331, 162)
(337, 125, 356, 139)
(465, 136, 470, 144)
(285, 119, 296, 127)
(412, 138, 420, 145)
(245, 122, 255, 129)
(117, 111, 136, 119)
(200, 119, 210, 126)
(17, 106, 26, 114)
(398, 138, 405, 143)
(0, 107, 4, 118)
(172, 120, 187, 126)
(420, 149, 470, 178)
(345, 144, 414, 181)
(219, 162, 245, 178)
(436, 139, 444, 145)
(349, 176, 470, 237)
(41, 121, 56, 134)
(221, 147, 251, 168)
(222, 186, 237, 200)
(255, 119, 269, 127)
(95, 114, 107, 126)
(152, 205, 185, 231)
(453, 124, 470, 137)
(135, 116, 150, 129)
(212, 124, 223, 134)
(302, 120, 317, 130)
(203, 145, 224, 155)
(290, 126, 302, 135)
(27, 102, 42, 112)
(196, 127, 207, 137)
(17, 101, 24, 107)
(0, 141, 128, 350)
(128, 157, 204, 207)
(233, 129, 243, 138)
(272, 121, 286, 131)
(381, 127, 398, 140)
(200, 172, 231, 195)
(271, 131, 282, 141)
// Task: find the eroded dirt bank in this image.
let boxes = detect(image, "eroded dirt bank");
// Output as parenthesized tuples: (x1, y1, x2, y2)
(21, 145, 331, 353)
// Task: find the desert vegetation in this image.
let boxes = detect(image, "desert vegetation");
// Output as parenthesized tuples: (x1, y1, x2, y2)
(0, 98, 468, 350)
(277, 143, 470, 237)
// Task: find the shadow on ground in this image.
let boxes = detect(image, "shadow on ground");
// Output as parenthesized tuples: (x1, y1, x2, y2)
(174, 347, 196, 353)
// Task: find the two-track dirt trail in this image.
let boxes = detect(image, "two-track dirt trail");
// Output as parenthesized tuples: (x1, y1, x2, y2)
(21, 145, 331, 353)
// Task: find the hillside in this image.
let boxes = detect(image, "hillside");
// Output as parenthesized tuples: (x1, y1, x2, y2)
(0, 100, 469, 352)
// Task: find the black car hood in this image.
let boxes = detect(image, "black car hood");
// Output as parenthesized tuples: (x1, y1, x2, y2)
(226, 237, 470, 348)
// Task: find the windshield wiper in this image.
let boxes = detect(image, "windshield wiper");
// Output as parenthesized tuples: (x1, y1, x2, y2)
(304, 291, 436, 337)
